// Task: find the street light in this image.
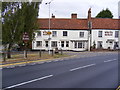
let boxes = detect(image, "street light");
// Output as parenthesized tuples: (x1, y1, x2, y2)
(45, 0, 53, 54)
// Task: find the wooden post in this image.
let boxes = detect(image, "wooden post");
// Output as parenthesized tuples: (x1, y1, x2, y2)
(60, 49, 63, 55)
(39, 50, 41, 57)
(24, 49, 27, 59)
(2, 52, 6, 62)
(52, 49, 54, 56)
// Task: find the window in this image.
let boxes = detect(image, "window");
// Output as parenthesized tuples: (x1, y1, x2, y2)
(37, 31, 41, 36)
(66, 41, 69, 47)
(63, 31, 68, 36)
(98, 31, 102, 37)
(74, 42, 77, 48)
(78, 42, 82, 48)
(61, 41, 64, 47)
(52, 31, 57, 37)
(97, 41, 103, 49)
(45, 41, 48, 47)
(74, 41, 85, 48)
(79, 32, 84, 37)
(115, 31, 119, 38)
(36, 41, 42, 47)
(51, 41, 57, 47)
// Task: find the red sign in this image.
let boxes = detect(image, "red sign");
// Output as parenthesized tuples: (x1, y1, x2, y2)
(23, 32, 29, 43)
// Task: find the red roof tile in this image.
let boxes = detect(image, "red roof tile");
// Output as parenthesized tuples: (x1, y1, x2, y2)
(37, 18, 120, 30)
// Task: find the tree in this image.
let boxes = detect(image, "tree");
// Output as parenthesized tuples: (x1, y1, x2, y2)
(2, 1, 41, 59)
(2, 2, 24, 58)
(96, 8, 113, 18)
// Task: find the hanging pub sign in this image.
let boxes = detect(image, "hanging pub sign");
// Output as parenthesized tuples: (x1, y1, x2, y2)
(105, 31, 113, 36)
(22, 32, 29, 43)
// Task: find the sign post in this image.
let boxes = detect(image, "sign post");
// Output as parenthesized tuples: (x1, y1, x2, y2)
(43, 31, 52, 54)
(22, 32, 29, 59)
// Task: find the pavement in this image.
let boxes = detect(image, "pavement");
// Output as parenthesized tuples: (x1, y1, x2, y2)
(2, 51, 119, 89)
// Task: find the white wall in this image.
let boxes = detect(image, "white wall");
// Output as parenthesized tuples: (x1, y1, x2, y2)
(32, 30, 88, 51)
(92, 29, 119, 49)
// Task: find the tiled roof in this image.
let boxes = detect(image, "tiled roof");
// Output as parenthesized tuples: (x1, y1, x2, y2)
(37, 18, 120, 30)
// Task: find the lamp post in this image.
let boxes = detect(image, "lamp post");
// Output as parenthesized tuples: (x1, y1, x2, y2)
(45, 0, 53, 54)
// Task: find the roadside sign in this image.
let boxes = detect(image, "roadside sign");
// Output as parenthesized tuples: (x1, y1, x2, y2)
(43, 31, 52, 35)
(23, 32, 29, 43)
(47, 31, 52, 35)
(43, 31, 48, 35)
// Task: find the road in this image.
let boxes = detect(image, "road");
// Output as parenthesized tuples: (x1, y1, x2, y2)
(2, 52, 119, 89)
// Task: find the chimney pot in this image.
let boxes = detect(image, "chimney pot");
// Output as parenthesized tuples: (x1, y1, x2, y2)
(52, 14, 55, 18)
(71, 13, 77, 19)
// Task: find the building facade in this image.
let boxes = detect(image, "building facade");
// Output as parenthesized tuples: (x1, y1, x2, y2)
(32, 10, 120, 51)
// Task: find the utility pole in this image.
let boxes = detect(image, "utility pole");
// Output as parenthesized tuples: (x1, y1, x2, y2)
(88, 8, 92, 51)
(45, 0, 53, 54)
(118, 1, 120, 49)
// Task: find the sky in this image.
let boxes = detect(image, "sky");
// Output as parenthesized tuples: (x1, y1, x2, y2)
(38, 0, 120, 19)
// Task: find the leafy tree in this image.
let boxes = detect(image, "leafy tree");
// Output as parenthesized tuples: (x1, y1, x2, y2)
(96, 8, 113, 18)
(2, 2, 23, 58)
(2, 1, 41, 59)
(21, 2, 40, 43)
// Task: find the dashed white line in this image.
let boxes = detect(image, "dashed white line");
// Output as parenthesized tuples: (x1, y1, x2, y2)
(18, 64, 26, 67)
(104, 59, 117, 63)
(70, 64, 96, 72)
(54, 60, 59, 62)
(4, 74, 53, 89)
(47, 61, 52, 63)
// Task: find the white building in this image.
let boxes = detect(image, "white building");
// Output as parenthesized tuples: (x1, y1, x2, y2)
(32, 9, 120, 51)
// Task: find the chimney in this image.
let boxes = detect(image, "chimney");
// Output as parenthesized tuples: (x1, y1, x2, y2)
(71, 13, 77, 19)
(52, 13, 55, 18)
(88, 8, 91, 20)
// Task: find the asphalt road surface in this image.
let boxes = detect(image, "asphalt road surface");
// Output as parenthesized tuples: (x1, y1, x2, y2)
(2, 52, 119, 89)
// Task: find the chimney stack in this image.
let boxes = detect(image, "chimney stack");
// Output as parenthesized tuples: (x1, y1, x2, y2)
(71, 13, 77, 19)
(88, 8, 91, 20)
(52, 14, 55, 18)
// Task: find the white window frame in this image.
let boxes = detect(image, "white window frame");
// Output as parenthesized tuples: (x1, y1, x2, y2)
(63, 31, 68, 36)
(52, 31, 57, 37)
(45, 41, 48, 47)
(51, 41, 57, 47)
(79, 32, 84, 37)
(36, 41, 42, 47)
(115, 31, 119, 38)
(98, 31, 103, 37)
(66, 41, 69, 47)
(74, 41, 85, 49)
(61, 41, 64, 47)
(37, 31, 41, 37)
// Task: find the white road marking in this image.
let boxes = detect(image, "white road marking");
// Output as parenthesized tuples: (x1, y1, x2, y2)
(54, 60, 59, 62)
(18, 64, 26, 67)
(70, 64, 96, 72)
(47, 61, 52, 63)
(6, 66, 15, 68)
(4, 75, 53, 89)
(104, 59, 117, 63)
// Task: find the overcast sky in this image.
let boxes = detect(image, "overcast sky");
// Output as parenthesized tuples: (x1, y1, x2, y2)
(38, 0, 120, 19)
